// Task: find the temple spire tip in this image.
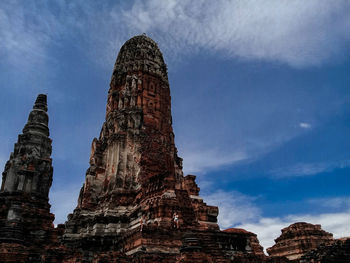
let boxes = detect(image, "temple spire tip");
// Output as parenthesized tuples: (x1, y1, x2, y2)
(34, 94, 47, 111)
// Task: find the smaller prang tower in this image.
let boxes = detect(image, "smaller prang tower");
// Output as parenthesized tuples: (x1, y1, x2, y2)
(0, 94, 56, 251)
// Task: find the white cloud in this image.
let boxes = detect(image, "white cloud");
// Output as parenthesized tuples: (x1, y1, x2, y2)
(178, 130, 304, 176)
(237, 217, 289, 252)
(0, 1, 63, 68)
(182, 149, 248, 174)
(208, 191, 350, 252)
(269, 160, 350, 178)
(308, 197, 350, 210)
(299, 122, 311, 129)
(203, 190, 261, 228)
(49, 183, 82, 224)
(2, 0, 349, 72)
(122, 0, 350, 67)
(238, 211, 350, 253)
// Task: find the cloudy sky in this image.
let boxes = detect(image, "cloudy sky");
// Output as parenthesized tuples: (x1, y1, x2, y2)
(1, 0, 350, 251)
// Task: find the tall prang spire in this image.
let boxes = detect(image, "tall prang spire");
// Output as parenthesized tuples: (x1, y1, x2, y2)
(1, 94, 52, 196)
(64, 34, 216, 253)
(73, 35, 180, 211)
(63, 35, 265, 262)
(0, 94, 55, 246)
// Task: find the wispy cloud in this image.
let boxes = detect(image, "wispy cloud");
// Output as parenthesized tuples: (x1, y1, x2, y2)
(299, 122, 312, 129)
(0, 1, 64, 68)
(308, 197, 350, 210)
(2, 0, 349, 71)
(0, 1, 115, 71)
(122, 0, 350, 67)
(203, 190, 261, 228)
(177, 123, 306, 175)
(182, 149, 248, 174)
(269, 160, 350, 178)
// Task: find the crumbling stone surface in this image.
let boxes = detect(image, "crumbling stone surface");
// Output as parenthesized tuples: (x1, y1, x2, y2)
(267, 222, 334, 260)
(61, 34, 265, 262)
(300, 237, 350, 263)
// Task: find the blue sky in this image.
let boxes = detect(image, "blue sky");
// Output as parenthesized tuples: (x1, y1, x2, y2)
(1, 0, 350, 250)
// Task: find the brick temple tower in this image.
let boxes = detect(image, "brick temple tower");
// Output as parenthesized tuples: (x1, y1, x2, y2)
(62, 35, 265, 262)
(0, 94, 61, 261)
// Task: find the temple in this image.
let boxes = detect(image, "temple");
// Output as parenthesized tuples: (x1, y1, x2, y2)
(62, 34, 265, 262)
(0, 94, 62, 262)
(0, 35, 349, 263)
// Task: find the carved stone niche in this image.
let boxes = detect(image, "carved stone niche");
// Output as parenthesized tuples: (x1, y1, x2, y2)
(148, 81, 156, 96)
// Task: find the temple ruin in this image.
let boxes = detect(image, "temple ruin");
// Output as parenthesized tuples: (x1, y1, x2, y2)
(0, 35, 349, 263)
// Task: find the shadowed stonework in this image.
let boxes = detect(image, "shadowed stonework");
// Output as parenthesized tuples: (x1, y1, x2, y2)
(0, 94, 63, 262)
(0, 36, 349, 263)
